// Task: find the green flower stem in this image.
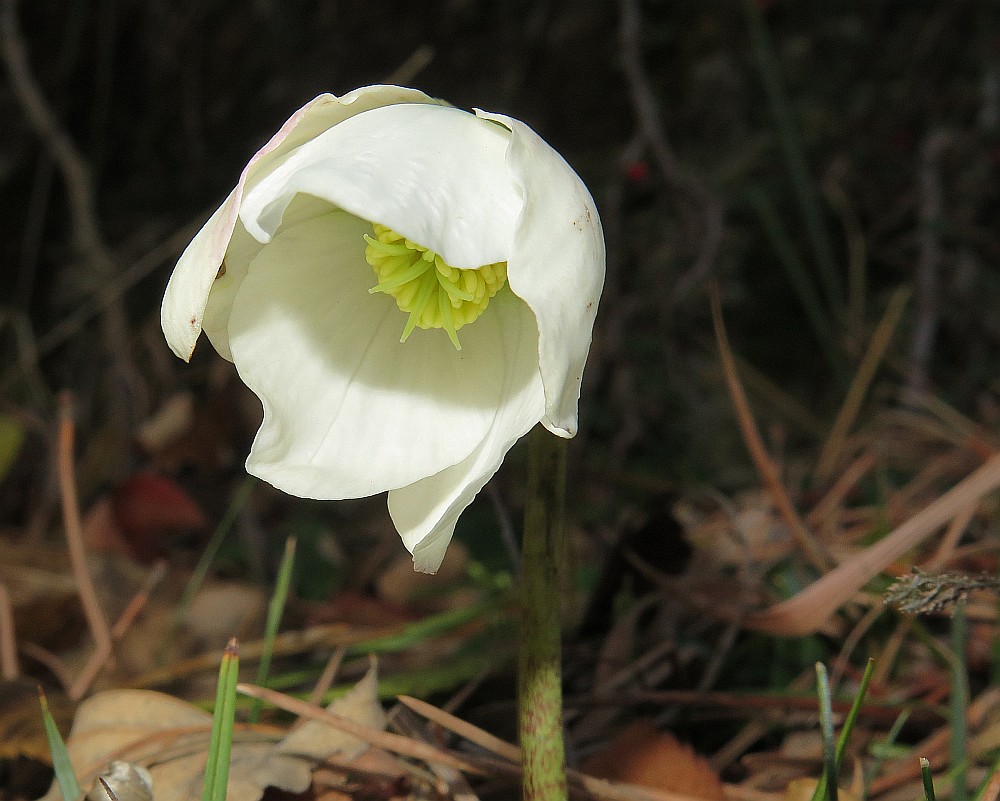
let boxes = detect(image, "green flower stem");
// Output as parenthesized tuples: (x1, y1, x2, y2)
(519, 425, 568, 801)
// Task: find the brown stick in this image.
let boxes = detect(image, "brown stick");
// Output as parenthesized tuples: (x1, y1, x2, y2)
(236, 682, 480, 774)
(747, 454, 1000, 636)
(710, 285, 831, 572)
(56, 393, 113, 699)
(0, 582, 19, 679)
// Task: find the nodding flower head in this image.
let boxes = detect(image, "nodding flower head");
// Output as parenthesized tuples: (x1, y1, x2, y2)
(161, 85, 605, 572)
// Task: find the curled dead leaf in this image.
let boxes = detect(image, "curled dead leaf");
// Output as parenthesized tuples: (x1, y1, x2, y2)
(581, 720, 725, 800)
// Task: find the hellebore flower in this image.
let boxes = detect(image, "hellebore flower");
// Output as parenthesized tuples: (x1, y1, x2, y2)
(161, 85, 604, 572)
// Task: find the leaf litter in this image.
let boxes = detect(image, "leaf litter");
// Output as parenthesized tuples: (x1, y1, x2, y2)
(4, 3, 1000, 801)
(40, 662, 389, 801)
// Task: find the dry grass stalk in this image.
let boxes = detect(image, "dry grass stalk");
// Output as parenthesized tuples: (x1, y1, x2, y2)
(745, 455, 1000, 636)
(0, 581, 18, 679)
(710, 286, 830, 572)
(814, 286, 911, 481)
(57, 394, 114, 699)
(236, 682, 480, 774)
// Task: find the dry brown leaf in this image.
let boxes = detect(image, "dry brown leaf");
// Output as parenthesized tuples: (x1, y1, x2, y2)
(582, 720, 725, 800)
(253, 660, 386, 793)
(678, 491, 793, 568)
(41, 666, 387, 801)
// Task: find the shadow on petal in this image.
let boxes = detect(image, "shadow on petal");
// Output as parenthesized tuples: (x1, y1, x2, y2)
(227, 210, 538, 501)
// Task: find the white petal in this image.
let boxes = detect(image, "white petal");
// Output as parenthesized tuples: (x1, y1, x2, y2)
(201, 218, 260, 362)
(161, 189, 241, 360)
(228, 212, 526, 499)
(203, 194, 334, 360)
(387, 292, 545, 573)
(477, 110, 605, 437)
(161, 86, 437, 361)
(239, 104, 523, 270)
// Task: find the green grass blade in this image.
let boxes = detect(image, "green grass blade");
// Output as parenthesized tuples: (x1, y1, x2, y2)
(249, 536, 296, 723)
(358, 597, 506, 654)
(835, 657, 876, 766)
(38, 687, 80, 801)
(810, 663, 838, 801)
(202, 638, 240, 801)
(921, 757, 938, 801)
(951, 601, 969, 801)
(868, 709, 911, 785)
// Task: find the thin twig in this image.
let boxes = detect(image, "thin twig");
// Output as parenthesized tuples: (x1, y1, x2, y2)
(747, 454, 1000, 636)
(978, 767, 1000, 801)
(35, 220, 202, 359)
(400, 695, 727, 801)
(925, 503, 978, 571)
(19, 642, 73, 692)
(307, 644, 348, 708)
(399, 694, 522, 763)
(69, 559, 168, 698)
(814, 286, 911, 481)
(236, 682, 481, 774)
(0, 582, 19, 679)
(710, 285, 831, 572)
(56, 393, 113, 699)
(129, 620, 401, 689)
(112, 560, 168, 640)
(806, 450, 876, 531)
(0, 0, 104, 261)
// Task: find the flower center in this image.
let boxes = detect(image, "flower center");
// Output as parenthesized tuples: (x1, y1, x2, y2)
(364, 224, 507, 350)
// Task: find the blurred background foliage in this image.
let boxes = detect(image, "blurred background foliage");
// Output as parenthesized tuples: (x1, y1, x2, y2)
(3, 0, 999, 495)
(3, 1, 1000, 797)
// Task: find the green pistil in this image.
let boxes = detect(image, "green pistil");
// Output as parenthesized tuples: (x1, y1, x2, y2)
(364, 223, 508, 350)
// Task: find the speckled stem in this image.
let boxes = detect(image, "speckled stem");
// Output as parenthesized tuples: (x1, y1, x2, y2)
(518, 425, 568, 801)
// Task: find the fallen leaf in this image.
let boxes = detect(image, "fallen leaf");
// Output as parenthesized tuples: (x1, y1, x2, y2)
(112, 472, 207, 562)
(581, 720, 725, 800)
(42, 666, 388, 801)
(253, 660, 387, 793)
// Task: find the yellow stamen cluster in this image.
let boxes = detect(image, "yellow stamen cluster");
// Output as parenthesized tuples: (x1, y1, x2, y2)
(364, 223, 507, 350)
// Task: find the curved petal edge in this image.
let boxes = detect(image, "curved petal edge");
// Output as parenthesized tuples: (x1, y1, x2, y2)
(387, 294, 545, 573)
(161, 86, 437, 361)
(477, 110, 605, 438)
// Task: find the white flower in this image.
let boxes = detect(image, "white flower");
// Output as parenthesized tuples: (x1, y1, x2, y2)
(161, 85, 604, 573)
